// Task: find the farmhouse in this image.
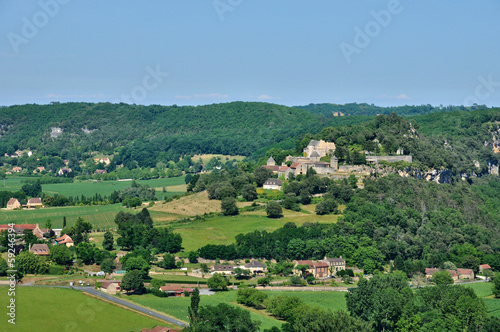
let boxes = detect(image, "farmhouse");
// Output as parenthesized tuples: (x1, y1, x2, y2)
(94, 169, 107, 175)
(33, 166, 45, 173)
(263, 178, 282, 190)
(322, 256, 346, 273)
(26, 198, 43, 209)
(242, 260, 267, 274)
(30, 243, 50, 256)
(457, 268, 474, 280)
(159, 286, 193, 297)
(12, 167, 22, 173)
(6, 198, 21, 210)
(296, 260, 329, 278)
(0, 224, 37, 236)
(211, 265, 236, 275)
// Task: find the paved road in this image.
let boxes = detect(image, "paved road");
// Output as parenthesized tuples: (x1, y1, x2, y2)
(19, 284, 188, 328)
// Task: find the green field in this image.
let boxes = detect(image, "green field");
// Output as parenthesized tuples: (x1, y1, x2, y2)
(128, 290, 282, 330)
(171, 213, 338, 252)
(0, 204, 124, 228)
(1, 176, 186, 199)
(462, 282, 500, 318)
(0, 287, 177, 332)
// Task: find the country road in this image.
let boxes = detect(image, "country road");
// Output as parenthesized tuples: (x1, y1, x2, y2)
(19, 284, 189, 328)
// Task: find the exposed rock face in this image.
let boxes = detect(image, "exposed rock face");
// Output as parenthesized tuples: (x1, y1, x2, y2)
(489, 160, 499, 176)
(397, 168, 454, 184)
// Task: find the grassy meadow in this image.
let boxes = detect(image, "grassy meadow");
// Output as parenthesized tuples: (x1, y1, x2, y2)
(461, 282, 500, 318)
(0, 287, 178, 332)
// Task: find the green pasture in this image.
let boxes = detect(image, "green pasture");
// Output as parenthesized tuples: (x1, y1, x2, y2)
(0, 287, 177, 332)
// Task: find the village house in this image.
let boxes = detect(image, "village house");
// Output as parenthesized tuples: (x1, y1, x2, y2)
(12, 166, 22, 173)
(211, 265, 236, 275)
(26, 198, 43, 209)
(242, 260, 267, 274)
(94, 169, 107, 175)
(32, 224, 50, 239)
(480, 264, 492, 274)
(263, 178, 283, 190)
(159, 286, 193, 297)
(296, 260, 330, 279)
(55, 234, 74, 247)
(100, 281, 121, 295)
(6, 198, 21, 210)
(30, 243, 50, 256)
(322, 257, 346, 274)
(457, 268, 474, 281)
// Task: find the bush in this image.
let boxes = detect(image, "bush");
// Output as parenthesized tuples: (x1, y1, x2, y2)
(266, 201, 283, 218)
(237, 287, 268, 309)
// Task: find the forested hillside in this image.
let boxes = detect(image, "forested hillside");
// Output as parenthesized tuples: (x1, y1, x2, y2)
(297, 102, 488, 118)
(0, 102, 325, 166)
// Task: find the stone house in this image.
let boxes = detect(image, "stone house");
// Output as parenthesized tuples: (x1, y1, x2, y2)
(480, 264, 492, 274)
(30, 243, 50, 256)
(26, 198, 43, 209)
(101, 281, 121, 294)
(296, 260, 330, 279)
(211, 265, 236, 275)
(322, 257, 346, 274)
(6, 198, 21, 210)
(242, 260, 267, 274)
(263, 178, 283, 190)
(457, 268, 474, 280)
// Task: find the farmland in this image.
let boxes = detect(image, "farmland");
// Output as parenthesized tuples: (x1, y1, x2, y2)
(1, 176, 187, 200)
(0, 287, 177, 332)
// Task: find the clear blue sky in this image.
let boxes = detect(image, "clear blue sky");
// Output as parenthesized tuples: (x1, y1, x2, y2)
(1, 0, 499, 107)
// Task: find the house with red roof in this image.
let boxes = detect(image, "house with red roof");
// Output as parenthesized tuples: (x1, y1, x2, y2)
(55, 234, 74, 247)
(159, 286, 193, 297)
(480, 264, 492, 274)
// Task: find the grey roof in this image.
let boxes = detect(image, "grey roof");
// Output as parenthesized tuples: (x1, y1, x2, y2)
(308, 140, 320, 147)
(244, 261, 267, 268)
(310, 151, 320, 157)
(267, 156, 275, 162)
(264, 178, 282, 186)
(212, 265, 235, 271)
(324, 257, 345, 263)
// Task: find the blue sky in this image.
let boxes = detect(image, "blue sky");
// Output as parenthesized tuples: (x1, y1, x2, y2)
(1, 0, 499, 107)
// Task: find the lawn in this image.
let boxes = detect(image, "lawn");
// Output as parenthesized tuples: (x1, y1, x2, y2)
(0, 287, 178, 332)
(263, 290, 347, 312)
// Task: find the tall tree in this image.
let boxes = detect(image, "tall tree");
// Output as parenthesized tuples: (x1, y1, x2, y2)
(102, 230, 114, 251)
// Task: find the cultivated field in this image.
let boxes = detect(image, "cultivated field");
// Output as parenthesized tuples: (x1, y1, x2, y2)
(1, 176, 186, 199)
(0, 204, 124, 228)
(191, 154, 246, 164)
(0, 287, 177, 332)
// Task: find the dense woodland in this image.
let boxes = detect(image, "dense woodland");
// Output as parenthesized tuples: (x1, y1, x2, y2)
(0, 103, 498, 180)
